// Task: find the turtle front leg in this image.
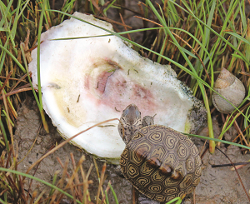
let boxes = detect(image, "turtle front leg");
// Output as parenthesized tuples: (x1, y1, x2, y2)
(142, 115, 155, 127)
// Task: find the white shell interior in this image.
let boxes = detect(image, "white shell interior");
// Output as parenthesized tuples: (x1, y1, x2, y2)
(29, 12, 201, 163)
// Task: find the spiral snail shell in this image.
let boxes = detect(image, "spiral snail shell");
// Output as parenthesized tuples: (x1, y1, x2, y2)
(212, 68, 245, 114)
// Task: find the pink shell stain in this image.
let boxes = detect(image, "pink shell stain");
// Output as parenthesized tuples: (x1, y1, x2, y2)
(84, 59, 156, 115)
(96, 70, 116, 94)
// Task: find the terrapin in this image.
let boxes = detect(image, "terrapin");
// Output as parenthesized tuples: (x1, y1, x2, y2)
(118, 104, 202, 203)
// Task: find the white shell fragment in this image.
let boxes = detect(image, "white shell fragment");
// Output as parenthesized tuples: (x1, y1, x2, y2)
(29, 12, 205, 164)
(212, 68, 246, 114)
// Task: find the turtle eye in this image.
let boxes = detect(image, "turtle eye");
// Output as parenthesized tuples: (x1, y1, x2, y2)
(124, 108, 129, 116)
(135, 109, 141, 118)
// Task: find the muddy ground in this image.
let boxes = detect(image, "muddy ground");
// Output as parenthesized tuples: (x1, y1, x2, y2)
(15, 97, 250, 204)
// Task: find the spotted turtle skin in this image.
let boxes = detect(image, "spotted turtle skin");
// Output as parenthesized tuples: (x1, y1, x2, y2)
(119, 104, 202, 203)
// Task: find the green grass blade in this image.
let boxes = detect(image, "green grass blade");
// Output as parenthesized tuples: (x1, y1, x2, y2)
(105, 189, 109, 204)
(0, 44, 26, 73)
(187, 133, 250, 150)
(20, 43, 41, 116)
(37, 0, 49, 133)
(166, 197, 182, 204)
(0, 119, 9, 151)
(0, 167, 82, 204)
(103, 0, 118, 14)
(0, 198, 8, 204)
(108, 182, 119, 204)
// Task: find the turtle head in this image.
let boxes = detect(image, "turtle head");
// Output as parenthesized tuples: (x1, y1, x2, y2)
(118, 104, 142, 144)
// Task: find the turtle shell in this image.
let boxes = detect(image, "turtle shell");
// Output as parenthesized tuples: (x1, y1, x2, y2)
(120, 125, 202, 203)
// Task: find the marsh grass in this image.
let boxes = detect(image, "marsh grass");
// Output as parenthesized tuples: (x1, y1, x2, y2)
(0, 0, 250, 203)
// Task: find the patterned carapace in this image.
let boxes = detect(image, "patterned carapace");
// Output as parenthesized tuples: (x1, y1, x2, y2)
(118, 104, 202, 203)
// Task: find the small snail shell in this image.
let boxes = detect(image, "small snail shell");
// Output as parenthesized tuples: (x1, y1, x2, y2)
(212, 68, 245, 114)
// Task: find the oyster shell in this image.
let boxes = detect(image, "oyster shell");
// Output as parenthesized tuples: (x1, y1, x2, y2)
(29, 12, 205, 164)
